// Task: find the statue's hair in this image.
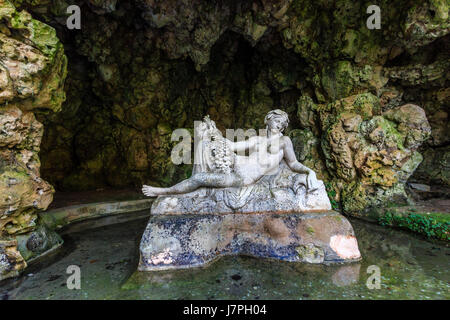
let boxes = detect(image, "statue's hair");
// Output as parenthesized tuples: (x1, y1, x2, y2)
(264, 109, 289, 131)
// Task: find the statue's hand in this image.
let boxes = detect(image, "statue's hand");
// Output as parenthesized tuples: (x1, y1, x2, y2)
(306, 170, 319, 191)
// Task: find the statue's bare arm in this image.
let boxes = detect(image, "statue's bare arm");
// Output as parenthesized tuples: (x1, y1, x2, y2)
(282, 136, 312, 174)
(282, 136, 320, 189)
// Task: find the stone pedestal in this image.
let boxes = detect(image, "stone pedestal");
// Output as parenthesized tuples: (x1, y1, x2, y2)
(138, 211, 361, 271)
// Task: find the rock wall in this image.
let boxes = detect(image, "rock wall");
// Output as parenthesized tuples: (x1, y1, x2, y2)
(35, 1, 306, 191)
(0, 0, 67, 280)
(295, 94, 431, 215)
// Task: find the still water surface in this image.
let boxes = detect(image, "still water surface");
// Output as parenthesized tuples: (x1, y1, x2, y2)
(2, 214, 449, 299)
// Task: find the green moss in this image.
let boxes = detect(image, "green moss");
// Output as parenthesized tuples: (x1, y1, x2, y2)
(429, 0, 449, 22)
(341, 182, 369, 215)
(324, 182, 339, 210)
(317, 93, 380, 130)
(379, 211, 450, 241)
(306, 226, 315, 235)
(376, 117, 405, 150)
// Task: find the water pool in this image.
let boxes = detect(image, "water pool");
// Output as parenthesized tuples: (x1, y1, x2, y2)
(2, 215, 448, 300)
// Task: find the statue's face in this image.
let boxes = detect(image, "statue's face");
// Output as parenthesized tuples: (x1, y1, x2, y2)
(267, 116, 286, 133)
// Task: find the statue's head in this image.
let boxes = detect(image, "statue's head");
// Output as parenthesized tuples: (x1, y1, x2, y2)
(264, 109, 289, 133)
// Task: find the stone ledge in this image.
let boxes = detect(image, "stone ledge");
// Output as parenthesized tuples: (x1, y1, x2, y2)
(139, 210, 361, 271)
(40, 199, 154, 231)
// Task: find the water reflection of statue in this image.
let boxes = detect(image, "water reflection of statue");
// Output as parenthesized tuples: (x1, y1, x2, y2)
(142, 109, 321, 197)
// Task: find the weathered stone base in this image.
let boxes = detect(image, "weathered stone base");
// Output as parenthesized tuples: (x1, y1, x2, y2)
(138, 211, 361, 271)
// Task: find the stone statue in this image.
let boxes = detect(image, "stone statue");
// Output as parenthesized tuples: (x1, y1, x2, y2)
(142, 110, 331, 214)
(138, 110, 360, 271)
(143, 110, 320, 196)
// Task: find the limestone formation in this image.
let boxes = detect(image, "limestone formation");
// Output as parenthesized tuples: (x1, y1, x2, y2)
(0, 1, 67, 112)
(412, 145, 450, 186)
(0, 0, 67, 280)
(137, 0, 293, 70)
(0, 107, 55, 236)
(0, 239, 26, 281)
(23, 0, 443, 198)
(293, 92, 433, 215)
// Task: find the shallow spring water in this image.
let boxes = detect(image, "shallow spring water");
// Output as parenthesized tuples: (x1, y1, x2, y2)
(2, 214, 449, 300)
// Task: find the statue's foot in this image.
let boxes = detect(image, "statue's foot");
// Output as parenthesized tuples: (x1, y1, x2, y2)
(142, 185, 160, 197)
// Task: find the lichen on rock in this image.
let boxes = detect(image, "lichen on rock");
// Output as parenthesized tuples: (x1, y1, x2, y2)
(300, 93, 432, 216)
(0, 238, 26, 281)
(0, 0, 67, 112)
(0, 0, 67, 279)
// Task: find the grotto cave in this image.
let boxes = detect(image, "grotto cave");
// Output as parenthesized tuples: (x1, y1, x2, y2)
(0, 0, 449, 299)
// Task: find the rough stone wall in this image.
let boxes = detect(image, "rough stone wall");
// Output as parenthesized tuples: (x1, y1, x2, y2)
(138, 0, 294, 71)
(280, 0, 448, 213)
(0, 0, 67, 280)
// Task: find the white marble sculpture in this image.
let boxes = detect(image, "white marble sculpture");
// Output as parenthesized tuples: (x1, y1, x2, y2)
(142, 109, 332, 214)
(138, 110, 361, 271)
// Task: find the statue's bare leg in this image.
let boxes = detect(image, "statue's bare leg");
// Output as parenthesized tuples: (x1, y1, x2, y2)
(142, 172, 243, 197)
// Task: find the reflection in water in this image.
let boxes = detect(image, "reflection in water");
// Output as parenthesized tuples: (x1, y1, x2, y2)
(1, 217, 449, 300)
(331, 264, 361, 287)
